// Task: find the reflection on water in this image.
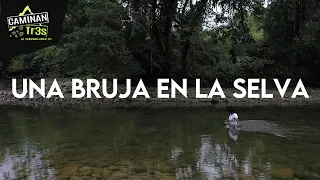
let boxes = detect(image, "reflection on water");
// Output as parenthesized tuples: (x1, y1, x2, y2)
(171, 147, 184, 164)
(197, 135, 235, 180)
(0, 107, 319, 180)
(227, 127, 239, 141)
(0, 139, 54, 180)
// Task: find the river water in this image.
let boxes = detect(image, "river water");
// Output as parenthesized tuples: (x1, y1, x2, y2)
(0, 106, 319, 180)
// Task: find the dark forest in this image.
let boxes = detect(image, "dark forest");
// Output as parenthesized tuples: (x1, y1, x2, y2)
(1, 0, 320, 87)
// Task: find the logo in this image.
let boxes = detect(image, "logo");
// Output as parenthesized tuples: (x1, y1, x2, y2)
(7, 6, 52, 41)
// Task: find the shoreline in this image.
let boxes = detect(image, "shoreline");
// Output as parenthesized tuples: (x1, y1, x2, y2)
(1, 79, 320, 108)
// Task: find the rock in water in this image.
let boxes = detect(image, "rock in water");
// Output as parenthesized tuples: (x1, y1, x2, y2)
(239, 120, 287, 137)
(79, 166, 93, 176)
(272, 168, 294, 180)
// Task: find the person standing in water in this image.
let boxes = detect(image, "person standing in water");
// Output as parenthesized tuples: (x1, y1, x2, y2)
(225, 106, 241, 141)
(225, 106, 241, 129)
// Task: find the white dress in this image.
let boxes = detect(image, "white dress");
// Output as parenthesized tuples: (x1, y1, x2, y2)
(228, 113, 239, 128)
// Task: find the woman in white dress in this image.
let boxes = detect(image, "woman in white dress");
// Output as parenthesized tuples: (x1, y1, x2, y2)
(224, 107, 241, 141)
(225, 106, 241, 129)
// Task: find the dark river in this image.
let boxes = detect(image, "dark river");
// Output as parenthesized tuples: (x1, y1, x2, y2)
(0, 106, 319, 180)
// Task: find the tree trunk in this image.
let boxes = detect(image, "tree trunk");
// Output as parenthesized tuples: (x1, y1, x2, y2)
(180, 0, 208, 76)
(163, 0, 178, 76)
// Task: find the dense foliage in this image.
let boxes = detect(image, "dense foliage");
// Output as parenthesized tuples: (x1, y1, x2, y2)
(2, 0, 320, 87)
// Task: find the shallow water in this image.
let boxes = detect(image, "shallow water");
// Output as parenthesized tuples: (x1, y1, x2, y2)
(0, 106, 319, 180)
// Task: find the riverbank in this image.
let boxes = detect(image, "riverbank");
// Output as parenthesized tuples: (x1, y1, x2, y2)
(1, 78, 320, 108)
